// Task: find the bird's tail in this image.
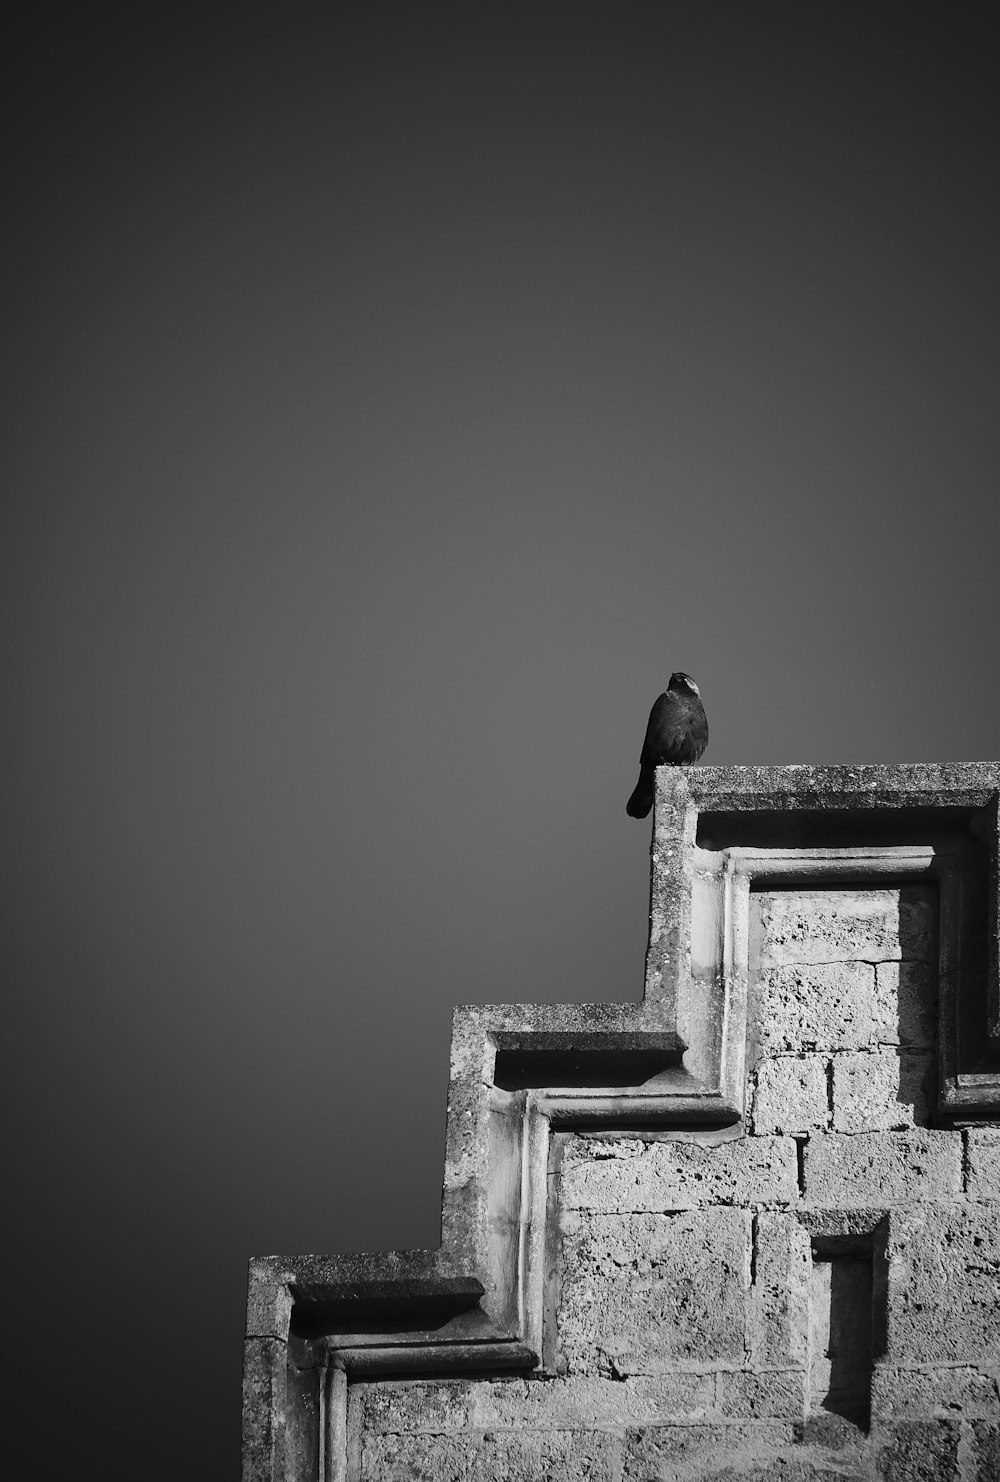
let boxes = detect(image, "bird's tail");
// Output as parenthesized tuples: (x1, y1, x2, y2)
(626, 766, 654, 819)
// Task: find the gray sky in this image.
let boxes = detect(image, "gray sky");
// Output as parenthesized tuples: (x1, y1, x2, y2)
(4, 5, 998, 1475)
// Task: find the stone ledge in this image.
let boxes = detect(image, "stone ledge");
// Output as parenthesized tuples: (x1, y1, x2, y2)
(684, 760, 1000, 812)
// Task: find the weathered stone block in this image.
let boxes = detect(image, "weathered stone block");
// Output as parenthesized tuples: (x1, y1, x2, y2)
(351, 1379, 472, 1434)
(872, 962, 938, 1049)
(622, 1422, 800, 1481)
(354, 1372, 718, 1432)
(752, 963, 878, 1054)
(803, 1130, 962, 1207)
(970, 1421, 1000, 1481)
(874, 1419, 960, 1480)
(357, 1427, 622, 1482)
(885, 1206, 1000, 1366)
(358, 1430, 468, 1482)
(871, 1365, 1000, 1419)
(241, 1339, 287, 1482)
(558, 1208, 748, 1375)
(796, 1411, 869, 1451)
(697, 1457, 866, 1482)
(753, 1056, 829, 1133)
(245, 1262, 294, 1339)
(797, 1207, 888, 1242)
(747, 1212, 812, 1368)
(718, 1369, 806, 1419)
(756, 889, 936, 969)
(285, 1358, 319, 1482)
(966, 1127, 1000, 1201)
(471, 1373, 717, 1428)
(830, 1050, 933, 1133)
(560, 1133, 799, 1212)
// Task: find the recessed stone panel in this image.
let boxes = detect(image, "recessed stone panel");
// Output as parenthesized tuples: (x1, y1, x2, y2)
(756, 889, 937, 970)
(808, 1249, 873, 1429)
(753, 962, 878, 1054)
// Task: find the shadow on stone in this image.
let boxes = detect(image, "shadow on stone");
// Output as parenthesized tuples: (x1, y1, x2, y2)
(493, 1047, 677, 1089)
(809, 1232, 886, 1432)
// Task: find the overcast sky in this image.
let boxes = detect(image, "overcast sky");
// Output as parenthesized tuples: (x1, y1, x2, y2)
(4, 5, 999, 1477)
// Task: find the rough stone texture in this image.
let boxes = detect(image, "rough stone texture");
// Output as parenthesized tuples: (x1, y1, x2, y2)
(747, 1212, 812, 1369)
(753, 1056, 830, 1133)
(560, 1132, 799, 1211)
(623, 1423, 800, 1481)
(873, 963, 938, 1049)
(357, 1426, 621, 1482)
(241, 1339, 287, 1482)
(751, 963, 937, 1057)
(352, 1373, 719, 1431)
(558, 1208, 749, 1375)
(718, 1369, 807, 1419)
(620, 1421, 883, 1480)
(871, 1366, 1000, 1419)
(885, 1205, 1000, 1366)
(355, 1379, 471, 1433)
(830, 1050, 934, 1132)
(803, 1130, 962, 1207)
(749, 890, 939, 1144)
(969, 1421, 1000, 1481)
(966, 1127, 1000, 1201)
(756, 889, 937, 969)
(243, 763, 1000, 1482)
(753, 962, 880, 1054)
(874, 1420, 960, 1480)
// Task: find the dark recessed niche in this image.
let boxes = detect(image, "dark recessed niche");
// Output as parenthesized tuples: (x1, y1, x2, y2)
(808, 1233, 885, 1432)
(289, 1279, 484, 1339)
(493, 1048, 676, 1090)
(696, 805, 986, 853)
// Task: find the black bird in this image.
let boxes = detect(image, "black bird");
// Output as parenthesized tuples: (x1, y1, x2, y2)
(626, 672, 708, 818)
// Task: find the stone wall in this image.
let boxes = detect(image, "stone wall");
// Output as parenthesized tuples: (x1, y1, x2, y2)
(242, 764, 1000, 1482)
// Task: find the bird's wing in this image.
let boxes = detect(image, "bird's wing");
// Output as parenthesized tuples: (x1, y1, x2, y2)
(638, 692, 672, 766)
